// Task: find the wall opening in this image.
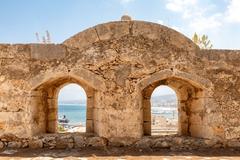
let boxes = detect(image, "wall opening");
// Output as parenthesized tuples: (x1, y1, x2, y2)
(151, 85, 178, 135)
(30, 76, 95, 135)
(142, 77, 209, 138)
(57, 83, 87, 133)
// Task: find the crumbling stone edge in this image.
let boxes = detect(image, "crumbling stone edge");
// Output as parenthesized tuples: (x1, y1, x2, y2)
(0, 133, 239, 150)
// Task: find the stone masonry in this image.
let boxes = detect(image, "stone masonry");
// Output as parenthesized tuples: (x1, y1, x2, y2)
(0, 16, 239, 149)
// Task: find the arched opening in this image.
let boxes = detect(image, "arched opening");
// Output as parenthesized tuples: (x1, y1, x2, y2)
(29, 76, 95, 135)
(151, 85, 178, 135)
(142, 77, 212, 138)
(57, 83, 87, 133)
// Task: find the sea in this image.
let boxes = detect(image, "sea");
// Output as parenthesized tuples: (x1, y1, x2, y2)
(58, 104, 86, 126)
(58, 104, 178, 126)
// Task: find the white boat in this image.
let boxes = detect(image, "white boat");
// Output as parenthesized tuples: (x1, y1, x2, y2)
(58, 115, 69, 123)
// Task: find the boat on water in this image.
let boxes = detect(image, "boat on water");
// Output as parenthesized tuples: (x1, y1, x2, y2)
(58, 115, 69, 123)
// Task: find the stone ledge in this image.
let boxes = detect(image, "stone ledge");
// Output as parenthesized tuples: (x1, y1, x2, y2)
(0, 133, 239, 150)
(30, 44, 66, 60)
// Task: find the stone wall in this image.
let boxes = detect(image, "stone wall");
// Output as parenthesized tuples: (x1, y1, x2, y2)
(0, 133, 240, 150)
(0, 19, 240, 147)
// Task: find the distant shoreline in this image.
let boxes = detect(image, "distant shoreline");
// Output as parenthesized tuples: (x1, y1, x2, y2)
(58, 103, 86, 106)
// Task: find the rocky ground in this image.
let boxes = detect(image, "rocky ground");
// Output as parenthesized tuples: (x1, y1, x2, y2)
(1, 133, 240, 159)
(0, 147, 239, 160)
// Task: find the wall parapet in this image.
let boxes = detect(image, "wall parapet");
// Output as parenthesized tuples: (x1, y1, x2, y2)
(198, 49, 240, 66)
(0, 19, 239, 144)
(0, 134, 239, 150)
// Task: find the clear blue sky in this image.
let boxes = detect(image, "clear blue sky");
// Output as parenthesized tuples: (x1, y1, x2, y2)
(58, 84, 176, 101)
(1, 0, 239, 100)
(0, 0, 240, 49)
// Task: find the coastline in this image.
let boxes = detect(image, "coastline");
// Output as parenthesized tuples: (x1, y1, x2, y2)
(58, 123, 86, 133)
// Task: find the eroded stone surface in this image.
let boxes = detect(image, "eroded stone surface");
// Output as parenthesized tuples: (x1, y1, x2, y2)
(0, 19, 240, 148)
(0, 134, 237, 150)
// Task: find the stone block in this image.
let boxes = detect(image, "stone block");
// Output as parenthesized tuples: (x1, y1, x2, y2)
(73, 134, 87, 148)
(87, 97, 94, 108)
(202, 112, 223, 126)
(143, 108, 151, 122)
(179, 110, 188, 123)
(29, 139, 43, 149)
(190, 125, 213, 139)
(47, 109, 57, 121)
(30, 44, 66, 60)
(0, 44, 30, 59)
(135, 137, 153, 149)
(108, 137, 138, 147)
(189, 114, 202, 125)
(63, 27, 99, 49)
(143, 122, 151, 136)
(56, 135, 74, 149)
(142, 98, 151, 109)
(153, 140, 171, 149)
(179, 122, 189, 135)
(132, 21, 163, 40)
(227, 140, 240, 148)
(95, 21, 130, 41)
(7, 141, 22, 148)
(0, 141, 4, 149)
(88, 137, 107, 147)
(86, 120, 93, 133)
(47, 121, 57, 133)
(190, 98, 205, 113)
(86, 107, 93, 120)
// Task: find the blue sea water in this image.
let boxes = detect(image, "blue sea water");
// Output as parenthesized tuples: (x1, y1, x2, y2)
(58, 104, 177, 126)
(58, 104, 86, 126)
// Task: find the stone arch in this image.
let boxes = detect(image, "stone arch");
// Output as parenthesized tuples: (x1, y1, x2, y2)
(63, 21, 199, 53)
(138, 70, 213, 92)
(139, 70, 214, 138)
(61, 20, 211, 140)
(28, 73, 103, 136)
(30, 68, 106, 92)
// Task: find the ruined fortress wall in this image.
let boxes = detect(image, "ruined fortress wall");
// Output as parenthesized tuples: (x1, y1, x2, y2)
(197, 49, 240, 140)
(0, 21, 239, 144)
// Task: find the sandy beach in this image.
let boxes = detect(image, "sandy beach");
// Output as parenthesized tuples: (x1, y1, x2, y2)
(58, 123, 86, 133)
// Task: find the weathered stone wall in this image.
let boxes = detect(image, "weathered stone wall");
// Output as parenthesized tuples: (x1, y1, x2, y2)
(0, 19, 239, 147)
(0, 133, 239, 150)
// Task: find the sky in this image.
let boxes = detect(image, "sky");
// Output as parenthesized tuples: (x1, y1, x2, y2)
(0, 0, 240, 49)
(58, 84, 175, 101)
(58, 84, 86, 102)
(1, 0, 239, 100)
